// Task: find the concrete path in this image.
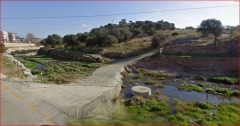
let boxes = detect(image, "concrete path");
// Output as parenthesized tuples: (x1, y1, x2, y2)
(1, 51, 154, 125)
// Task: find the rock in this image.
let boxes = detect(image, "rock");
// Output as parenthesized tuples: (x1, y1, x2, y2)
(1, 73, 8, 79)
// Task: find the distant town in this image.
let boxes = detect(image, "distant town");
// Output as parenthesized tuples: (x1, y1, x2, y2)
(0, 31, 41, 43)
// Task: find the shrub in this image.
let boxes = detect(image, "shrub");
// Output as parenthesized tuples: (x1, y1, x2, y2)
(171, 32, 179, 36)
(0, 43, 6, 53)
(151, 34, 167, 48)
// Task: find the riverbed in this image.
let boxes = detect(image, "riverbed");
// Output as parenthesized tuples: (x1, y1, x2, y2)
(121, 73, 238, 105)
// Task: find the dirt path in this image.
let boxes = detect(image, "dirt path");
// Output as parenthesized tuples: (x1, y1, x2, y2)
(1, 51, 154, 125)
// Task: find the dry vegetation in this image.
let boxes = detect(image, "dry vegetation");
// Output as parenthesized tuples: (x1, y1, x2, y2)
(103, 37, 151, 53)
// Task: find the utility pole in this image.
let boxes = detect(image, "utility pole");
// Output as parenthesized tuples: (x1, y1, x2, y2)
(41, 72, 43, 83)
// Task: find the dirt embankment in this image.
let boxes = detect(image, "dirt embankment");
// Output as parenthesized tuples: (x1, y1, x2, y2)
(135, 56, 238, 76)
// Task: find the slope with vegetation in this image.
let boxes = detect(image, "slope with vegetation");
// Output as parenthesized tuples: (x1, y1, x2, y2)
(38, 20, 175, 59)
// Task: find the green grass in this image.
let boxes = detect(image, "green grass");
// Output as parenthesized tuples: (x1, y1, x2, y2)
(197, 82, 210, 87)
(177, 83, 204, 92)
(132, 73, 144, 79)
(205, 87, 239, 96)
(145, 80, 164, 88)
(69, 97, 239, 125)
(1, 56, 24, 77)
(208, 76, 238, 85)
(137, 68, 170, 80)
(169, 99, 238, 124)
(14, 55, 104, 84)
(19, 59, 37, 70)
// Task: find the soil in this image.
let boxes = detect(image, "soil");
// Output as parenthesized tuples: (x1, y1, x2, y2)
(134, 55, 238, 77)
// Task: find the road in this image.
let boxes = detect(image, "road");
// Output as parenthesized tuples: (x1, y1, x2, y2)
(1, 51, 154, 125)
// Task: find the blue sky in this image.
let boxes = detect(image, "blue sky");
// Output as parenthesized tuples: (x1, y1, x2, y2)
(1, 1, 239, 38)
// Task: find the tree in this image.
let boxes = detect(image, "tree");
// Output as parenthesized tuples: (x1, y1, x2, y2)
(40, 39, 46, 46)
(86, 36, 98, 47)
(118, 28, 132, 41)
(151, 34, 167, 48)
(45, 34, 63, 48)
(101, 35, 118, 47)
(26, 33, 36, 43)
(63, 34, 78, 48)
(197, 19, 224, 46)
(185, 26, 194, 29)
(76, 33, 88, 42)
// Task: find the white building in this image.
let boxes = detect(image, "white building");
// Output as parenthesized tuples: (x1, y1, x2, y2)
(0, 31, 9, 43)
(8, 32, 16, 42)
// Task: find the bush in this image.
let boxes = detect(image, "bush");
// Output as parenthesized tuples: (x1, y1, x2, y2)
(1, 43, 6, 53)
(151, 34, 167, 48)
(194, 102, 214, 109)
(185, 26, 194, 29)
(31, 70, 42, 75)
(231, 90, 239, 96)
(86, 36, 98, 47)
(171, 32, 179, 36)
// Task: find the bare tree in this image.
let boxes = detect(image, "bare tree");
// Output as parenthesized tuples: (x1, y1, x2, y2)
(25, 33, 36, 43)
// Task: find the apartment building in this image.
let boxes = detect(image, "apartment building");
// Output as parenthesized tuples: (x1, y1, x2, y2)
(8, 32, 16, 42)
(0, 31, 9, 43)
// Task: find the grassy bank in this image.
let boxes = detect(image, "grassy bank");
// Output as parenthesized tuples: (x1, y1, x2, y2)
(69, 95, 239, 125)
(16, 55, 104, 84)
(1, 56, 24, 78)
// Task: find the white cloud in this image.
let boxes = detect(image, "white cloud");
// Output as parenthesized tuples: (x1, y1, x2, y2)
(81, 24, 92, 28)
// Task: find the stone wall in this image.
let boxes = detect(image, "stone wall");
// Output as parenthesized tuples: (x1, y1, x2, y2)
(3, 54, 36, 79)
(6, 47, 41, 53)
(162, 45, 238, 56)
(4, 43, 36, 48)
(38, 48, 102, 63)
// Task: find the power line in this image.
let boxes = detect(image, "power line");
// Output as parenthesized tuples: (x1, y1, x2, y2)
(2, 21, 80, 25)
(1, 5, 238, 20)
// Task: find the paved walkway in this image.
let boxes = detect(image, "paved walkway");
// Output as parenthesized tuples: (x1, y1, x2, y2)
(1, 52, 154, 125)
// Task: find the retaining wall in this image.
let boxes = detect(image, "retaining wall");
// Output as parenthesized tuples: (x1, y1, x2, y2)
(38, 48, 102, 63)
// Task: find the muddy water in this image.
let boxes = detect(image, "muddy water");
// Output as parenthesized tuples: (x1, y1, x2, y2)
(121, 73, 238, 104)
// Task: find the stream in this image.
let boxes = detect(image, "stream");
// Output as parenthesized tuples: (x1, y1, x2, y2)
(14, 55, 46, 71)
(121, 73, 238, 105)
